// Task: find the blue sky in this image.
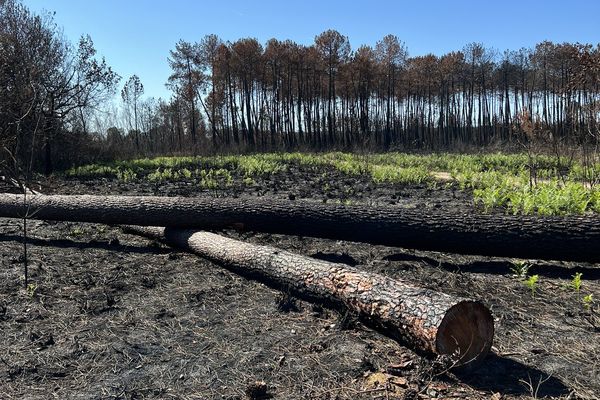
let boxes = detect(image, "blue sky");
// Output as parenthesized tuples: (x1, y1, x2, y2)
(24, 0, 600, 101)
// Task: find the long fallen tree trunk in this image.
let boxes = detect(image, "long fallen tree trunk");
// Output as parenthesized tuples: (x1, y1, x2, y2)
(0, 193, 598, 262)
(123, 225, 494, 368)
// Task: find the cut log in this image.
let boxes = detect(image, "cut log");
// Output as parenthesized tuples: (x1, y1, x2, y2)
(123, 225, 494, 368)
(0, 193, 599, 262)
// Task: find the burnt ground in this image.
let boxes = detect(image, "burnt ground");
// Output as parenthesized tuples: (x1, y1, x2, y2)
(0, 165, 599, 399)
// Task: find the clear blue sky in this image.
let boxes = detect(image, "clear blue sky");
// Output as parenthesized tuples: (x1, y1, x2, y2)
(24, 0, 600, 101)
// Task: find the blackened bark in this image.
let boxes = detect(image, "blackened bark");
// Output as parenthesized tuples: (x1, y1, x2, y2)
(0, 194, 598, 262)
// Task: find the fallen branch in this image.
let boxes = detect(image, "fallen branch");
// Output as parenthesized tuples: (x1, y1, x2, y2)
(123, 225, 494, 368)
(0, 193, 598, 262)
(0, 176, 40, 195)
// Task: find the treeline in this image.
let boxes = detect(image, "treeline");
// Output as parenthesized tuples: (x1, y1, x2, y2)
(1, 0, 599, 173)
(150, 34, 599, 153)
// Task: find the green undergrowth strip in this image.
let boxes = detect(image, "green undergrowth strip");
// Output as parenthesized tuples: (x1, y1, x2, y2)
(65, 152, 600, 215)
(473, 176, 600, 215)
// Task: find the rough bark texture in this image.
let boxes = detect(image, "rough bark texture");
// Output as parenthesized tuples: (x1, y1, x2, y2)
(0, 193, 598, 262)
(123, 226, 494, 367)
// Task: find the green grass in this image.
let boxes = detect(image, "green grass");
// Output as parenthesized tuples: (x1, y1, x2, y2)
(65, 152, 600, 215)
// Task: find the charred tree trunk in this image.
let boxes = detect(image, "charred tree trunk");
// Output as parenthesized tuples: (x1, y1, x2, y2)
(0, 194, 599, 262)
(123, 226, 494, 367)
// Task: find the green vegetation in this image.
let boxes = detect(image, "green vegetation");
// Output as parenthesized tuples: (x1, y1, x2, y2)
(571, 272, 583, 293)
(26, 283, 38, 298)
(370, 165, 430, 185)
(65, 152, 600, 215)
(242, 176, 256, 186)
(583, 294, 594, 311)
(197, 169, 233, 189)
(147, 168, 190, 182)
(510, 260, 532, 279)
(524, 274, 540, 296)
(473, 175, 597, 215)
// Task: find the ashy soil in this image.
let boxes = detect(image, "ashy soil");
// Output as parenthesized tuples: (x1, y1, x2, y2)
(0, 165, 599, 399)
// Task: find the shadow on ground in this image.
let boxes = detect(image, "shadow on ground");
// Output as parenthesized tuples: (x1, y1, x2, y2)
(0, 234, 170, 255)
(384, 252, 600, 280)
(455, 353, 570, 397)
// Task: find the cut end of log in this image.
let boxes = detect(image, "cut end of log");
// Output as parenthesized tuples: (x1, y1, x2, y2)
(435, 301, 494, 368)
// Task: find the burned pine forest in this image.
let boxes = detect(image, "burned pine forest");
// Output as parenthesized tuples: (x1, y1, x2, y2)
(1, 0, 600, 399)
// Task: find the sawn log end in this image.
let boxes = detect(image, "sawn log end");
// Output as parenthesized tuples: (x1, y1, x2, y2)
(435, 300, 494, 368)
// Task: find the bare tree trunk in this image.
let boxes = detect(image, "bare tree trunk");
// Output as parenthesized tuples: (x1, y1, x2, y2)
(123, 225, 494, 367)
(0, 194, 599, 262)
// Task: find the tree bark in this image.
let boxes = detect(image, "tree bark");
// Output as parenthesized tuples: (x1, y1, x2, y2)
(0, 193, 598, 262)
(123, 225, 494, 368)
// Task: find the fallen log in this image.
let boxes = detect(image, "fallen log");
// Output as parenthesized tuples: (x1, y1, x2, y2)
(0, 193, 598, 262)
(123, 225, 494, 368)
